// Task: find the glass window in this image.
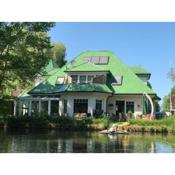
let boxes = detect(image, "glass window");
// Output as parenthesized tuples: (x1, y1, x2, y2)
(64, 100, 67, 114)
(93, 75, 105, 84)
(87, 75, 94, 83)
(96, 100, 102, 111)
(112, 75, 123, 84)
(41, 101, 48, 113)
(74, 99, 88, 113)
(126, 101, 134, 113)
(79, 75, 86, 83)
(71, 75, 78, 83)
(51, 100, 59, 115)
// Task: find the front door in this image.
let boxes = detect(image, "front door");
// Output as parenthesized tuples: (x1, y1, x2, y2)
(116, 101, 125, 116)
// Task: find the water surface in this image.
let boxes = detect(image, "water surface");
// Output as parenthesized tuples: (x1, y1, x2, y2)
(0, 129, 175, 153)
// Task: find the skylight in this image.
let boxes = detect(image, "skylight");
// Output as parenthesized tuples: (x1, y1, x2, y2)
(84, 56, 109, 64)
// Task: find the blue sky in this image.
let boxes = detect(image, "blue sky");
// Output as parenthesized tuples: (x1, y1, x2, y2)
(49, 22, 175, 104)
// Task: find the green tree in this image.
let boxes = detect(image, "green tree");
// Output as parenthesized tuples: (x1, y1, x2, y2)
(0, 22, 55, 98)
(166, 67, 175, 111)
(162, 86, 175, 111)
(168, 67, 175, 82)
(163, 95, 170, 111)
(47, 43, 66, 68)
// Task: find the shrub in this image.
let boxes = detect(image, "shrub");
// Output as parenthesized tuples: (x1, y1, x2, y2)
(0, 99, 13, 117)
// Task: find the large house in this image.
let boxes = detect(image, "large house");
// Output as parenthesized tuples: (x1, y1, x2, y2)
(14, 51, 159, 120)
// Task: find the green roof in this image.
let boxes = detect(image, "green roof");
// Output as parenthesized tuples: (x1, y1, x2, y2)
(129, 66, 150, 75)
(65, 61, 109, 72)
(28, 50, 156, 95)
(66, 83, 112, 93)
(29, 83, 112, 94)
(70, 51, 155, 94)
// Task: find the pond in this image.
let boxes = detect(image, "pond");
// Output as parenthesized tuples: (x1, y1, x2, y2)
(0, 129, 175, 153)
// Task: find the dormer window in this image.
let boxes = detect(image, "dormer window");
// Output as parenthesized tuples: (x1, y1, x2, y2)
(56, 77, 64, 84)
(112, 75, 123, 85)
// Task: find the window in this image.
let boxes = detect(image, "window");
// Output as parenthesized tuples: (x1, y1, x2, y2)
(96, 100, 102, 111)
(126, 101, 135, 113)
(64, 100, 67, 114)
(112, 75, 123, 85)
(74, 99, 88, 113)
(91, 56, 100, 64)
(87, 75, 94, 83)
(79, 75, 86, 83)
(93, 75, 105, 84)
(71, 75, 78, 83)
(41, 101, 48, 113)
(51, 100, 59, 115)
(98, 56, 109, 64)
(56, 77, 64, 84)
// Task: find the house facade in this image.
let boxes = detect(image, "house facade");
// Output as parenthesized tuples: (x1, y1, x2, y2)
(14, 51, 159, 119)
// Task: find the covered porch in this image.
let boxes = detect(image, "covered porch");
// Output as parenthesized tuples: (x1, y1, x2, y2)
(107, 93, 156, 121)
(14, 96, 62, 117)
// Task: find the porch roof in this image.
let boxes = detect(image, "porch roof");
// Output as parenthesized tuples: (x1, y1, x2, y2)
(65, 83, 112, 93)
(28, 83, 113, 94)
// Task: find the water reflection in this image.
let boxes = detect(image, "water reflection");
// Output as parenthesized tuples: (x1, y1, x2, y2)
(0, 129, 175, 153)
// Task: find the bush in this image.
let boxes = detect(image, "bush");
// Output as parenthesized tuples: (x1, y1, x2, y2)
(92, 117, 110, 130)
(129, 116, 175, 133)
(5, 115, 94, 130)
(0, 99, 13, 117)
(6, 116, 50, 128)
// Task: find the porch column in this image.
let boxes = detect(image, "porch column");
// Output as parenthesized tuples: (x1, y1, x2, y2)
(103, 98, 107, 113)
(38, 100, 41, 115)
(59, 99, 63, 116)
(28, 100, 32, 117)
(13, 100, 17, 116)
(48, 100, 51, 116)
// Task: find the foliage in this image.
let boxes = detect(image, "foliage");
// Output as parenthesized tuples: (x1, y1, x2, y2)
(162, 86, 175, 111)
(0, 99, 13, 116)
(129, 116, 175, 128)
(6, 116, 49, 128)
(128, 116, 175, 133)
(0, 22, 55, 98)
(2, 115, 109, 130)
(163, 95, 170, 111)
(92, 117, 110, 129)
(168, 67, 175, 82)
(46, 43, 66, 68)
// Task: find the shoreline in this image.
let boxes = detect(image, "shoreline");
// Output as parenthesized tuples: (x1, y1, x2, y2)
(0, 116, 175, 134)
